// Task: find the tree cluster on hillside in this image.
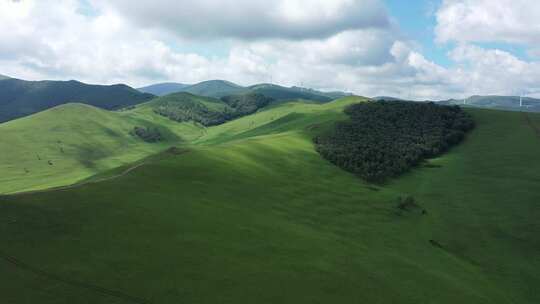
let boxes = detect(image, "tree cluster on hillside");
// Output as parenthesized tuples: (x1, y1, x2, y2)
(314, 101, 475, 182)
(153, 93, 273, 126)
(132, 126, 163, 143)
(154, 97, 229, 126)
(220, 93, 273, 116)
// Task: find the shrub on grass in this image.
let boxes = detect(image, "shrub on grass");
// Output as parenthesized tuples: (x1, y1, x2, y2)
(132, 126, 163, 143)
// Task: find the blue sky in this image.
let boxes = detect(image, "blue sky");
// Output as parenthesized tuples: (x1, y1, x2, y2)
(1, 0, 539, 99)
(386, 0, 452, 66)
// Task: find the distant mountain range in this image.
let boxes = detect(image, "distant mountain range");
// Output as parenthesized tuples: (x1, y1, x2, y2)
(137, 82, 190, 96)
(374, 95, 540, 113)
(139, 80, 352, 101)
(0, 76, 154, 123)
(439, 95, 540, 112)
(0, 76, 351, 124)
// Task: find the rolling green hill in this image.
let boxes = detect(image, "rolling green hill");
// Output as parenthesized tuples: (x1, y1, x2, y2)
(0, 94, 338, 194)
(0, 97, 539, 303)
(0, 103, 200, 194)
(181, 80, 248, 98)
(0, 78, 154, 123)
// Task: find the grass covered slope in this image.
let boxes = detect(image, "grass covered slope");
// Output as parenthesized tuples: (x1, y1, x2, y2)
(0, 104, 539, 303)
(0, 103, 185, 194)
(0, 78, 154, 123)
(0, 96, 353, 194)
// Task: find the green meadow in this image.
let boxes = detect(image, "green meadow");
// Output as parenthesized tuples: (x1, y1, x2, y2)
(0, 97, 539, 303)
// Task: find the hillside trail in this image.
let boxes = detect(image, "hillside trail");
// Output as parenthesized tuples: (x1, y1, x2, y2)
(0, 147, 189, 198)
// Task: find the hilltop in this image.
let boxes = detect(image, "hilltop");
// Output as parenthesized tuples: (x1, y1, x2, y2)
(181, 80, 248, 97)
(248, 83, 345, 102)
(0, 103, 191, 193)
(137, 82, 190, 96)
(0, 78, 154, 123)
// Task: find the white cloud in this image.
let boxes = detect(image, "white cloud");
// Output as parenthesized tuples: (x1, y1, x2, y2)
(436, 0, 540, 45)
(448, 44, 540, 96)
(4, 0, 540, 100)
(96, 0, 390, 40)
(433, 0, 540, 97)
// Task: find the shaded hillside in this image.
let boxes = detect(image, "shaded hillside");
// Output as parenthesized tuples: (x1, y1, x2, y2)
(137, 82, 190, 96)
(0, 78, 154, 122)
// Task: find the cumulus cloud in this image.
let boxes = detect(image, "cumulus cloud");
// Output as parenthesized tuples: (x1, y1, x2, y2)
(436, 0, 540, 45)
(433, 0, 540, 97)
(449, 44, 540, 95)
(97, 0, 390, 40)
(0, 0, 403, 89)
(3, 0, 540, 100)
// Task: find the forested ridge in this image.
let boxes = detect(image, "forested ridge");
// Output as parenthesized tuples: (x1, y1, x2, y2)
(315, 101, 475, 182)
(153, 92, 272, 126)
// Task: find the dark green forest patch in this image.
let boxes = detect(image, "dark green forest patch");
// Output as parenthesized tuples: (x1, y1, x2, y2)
(152, 92, 273, 127)
(314, 101, 475, 182)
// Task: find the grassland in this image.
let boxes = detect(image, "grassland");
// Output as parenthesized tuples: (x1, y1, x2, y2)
(0, 97, 539, 303)
(0, 103, 202, 194)
(0, 97, 354, 194)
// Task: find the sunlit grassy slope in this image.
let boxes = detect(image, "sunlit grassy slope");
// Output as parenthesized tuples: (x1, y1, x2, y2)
(0, 103, 202, 194)
(0, 99, 539, 303)
(0, 97, 357, 194)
